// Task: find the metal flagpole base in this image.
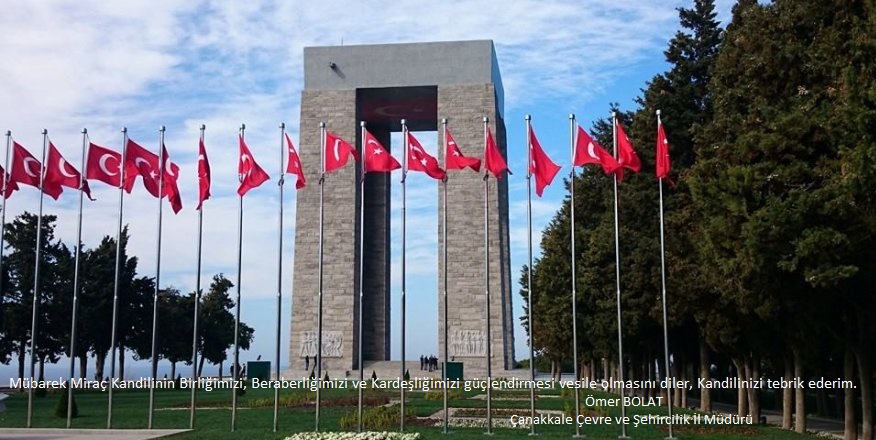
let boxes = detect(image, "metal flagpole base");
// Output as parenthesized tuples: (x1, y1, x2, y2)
(483, 432, 495, 436)
(665, 436, 677, 439)
(528, 432, 541, 437)
(618, 436, 631, 439)
(572, 435, 587, 438)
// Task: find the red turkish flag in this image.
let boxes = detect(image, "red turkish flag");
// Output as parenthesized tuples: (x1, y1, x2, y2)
(483, 129, 509, 179)
(85, 143, 122, 187)
(363, 129, 400, 173)
(124, 139, 161, 197)
(406, 132, 445, 180)
(196, 138, 211, 210)
(238, 135, 270, 196)
(444, 127, 480, 172)
(616, 120, 641, 182)
(0, 166, 20, 199)
(528, 127, 561, 197)
(573, 125, 620, 175)
(10, 142, 62, 200)
(160, 144, 183, 214)
(285, 133, 306, 189)
(324, 130, 358, 173)
(45, 143, 92, 200)
(656, 121, 671, 180)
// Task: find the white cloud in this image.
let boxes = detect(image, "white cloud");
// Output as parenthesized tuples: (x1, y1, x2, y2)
(0, 0, 730, 369)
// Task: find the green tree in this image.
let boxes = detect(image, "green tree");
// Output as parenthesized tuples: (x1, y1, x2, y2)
(197, 274, 254, 375)
(689, 0, 876, 436)
(1, 213, 71, 384)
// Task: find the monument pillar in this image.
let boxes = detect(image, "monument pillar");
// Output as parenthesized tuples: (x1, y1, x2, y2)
(291, 40, 514, 374)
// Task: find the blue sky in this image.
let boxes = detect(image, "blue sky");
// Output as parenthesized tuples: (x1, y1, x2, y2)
(0, 0, 733, 380)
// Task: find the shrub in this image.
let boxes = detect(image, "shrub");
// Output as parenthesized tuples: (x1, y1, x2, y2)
(339, 405, 415, 430)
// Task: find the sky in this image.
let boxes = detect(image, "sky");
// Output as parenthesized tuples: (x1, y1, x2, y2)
(0, 0, 734, 380)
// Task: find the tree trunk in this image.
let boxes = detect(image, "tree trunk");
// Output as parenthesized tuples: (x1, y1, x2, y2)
(79, 354, 88, 380)
(856, 349, 873, 440)
(17, 341, 26, 386)
(844, 349, 857, 440)
(681, 358, 688, 408)
(38, 355, 45, 380)
(119, 346, 125, 379)
(783, 355, 793, 429)
(746, 356, 761, 423)
(674, 352, 684, 407)
(603, 358, 610, 382)
(699, 338, 711, 413)
(816, 387, 828, 418)
(198, 355, 206, 377)
(219, 360, 224, 380)
(734, 358, 748, 417)
(794, 350, 806, 433)
(95, 352, 106, 381)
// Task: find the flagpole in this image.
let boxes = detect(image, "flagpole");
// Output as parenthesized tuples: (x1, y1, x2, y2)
(26, 129, 49, 428)
(524, 115, 538, 436)
(441, 118, 450, 435)
(569, 114, 582, 438)
(482, 116, 493, 435)
(0, 131, 11, 388)
(107, 127, 128, 428)
(612, 112, 629, 439)
(190, 124, 206, 429)
(231, 123, 245, 432)
(315, 121, 326, 433)
(67, 128, 88, 428)
(274, 122, 286, 432)
(357, 121, 366, 432)
(657, 110, 675, 440)
(147, 126, 166, 429)
(400, 118, 408, 433)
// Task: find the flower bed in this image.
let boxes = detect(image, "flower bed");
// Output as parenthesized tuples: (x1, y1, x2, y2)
(284, 432, 420, 440)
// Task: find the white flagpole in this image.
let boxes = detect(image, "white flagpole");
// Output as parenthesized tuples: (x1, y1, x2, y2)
(569, 114, 582, 437)
(0, 131, 11, 385)
(274, 123, 286, 432)
(315, 121, 326, 432)
(67, 128, 89, 428)
(525, 115, 537, 435)
(657, 109, 675, 439)
(441, 119, 450, 434)
(147, 126, 166, 429)
(482, 116, 493, 435)
(400, 118, 408, 432)
(612, 112, 630, 439)
(26, 129, 50, 428)
(231, 123, 245, 432)
(107, 127, 128, 428)
(357, 121, 366, 431)
(190, 124, 206, 429)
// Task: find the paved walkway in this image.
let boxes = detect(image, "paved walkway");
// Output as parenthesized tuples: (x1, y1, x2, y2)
(0, 428, 188, 439)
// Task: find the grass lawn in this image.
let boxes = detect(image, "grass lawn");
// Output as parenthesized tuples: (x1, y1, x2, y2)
(0, 382, 823, 440)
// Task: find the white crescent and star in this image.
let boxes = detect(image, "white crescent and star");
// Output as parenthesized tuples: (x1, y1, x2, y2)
(333, 139, 342, 162)
(134, 157, 151, 170)
(58, 158, 77, 178)
(240, 154, 252, 176)
(587, 142, 599, 160)
(23, 157, 40, 178)
(99, 154, 118, 176)
(367, 139, 383, 155)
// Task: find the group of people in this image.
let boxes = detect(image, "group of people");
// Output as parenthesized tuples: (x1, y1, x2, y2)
(420, 354, 439, 372)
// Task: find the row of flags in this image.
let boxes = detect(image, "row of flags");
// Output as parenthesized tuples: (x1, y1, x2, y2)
(2, 117, 672, 215)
